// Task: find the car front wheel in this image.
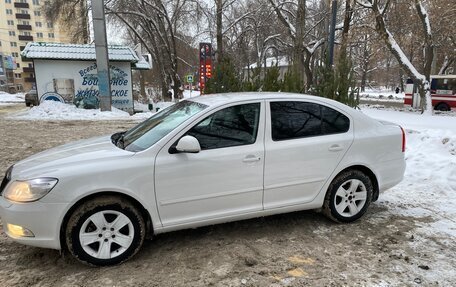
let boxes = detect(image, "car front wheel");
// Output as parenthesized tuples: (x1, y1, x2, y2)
(323, 170, 373, 223)
(65, 196, 146, 266)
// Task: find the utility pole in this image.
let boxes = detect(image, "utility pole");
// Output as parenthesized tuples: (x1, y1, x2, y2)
(92, 0, 111, 111)
(328, 0, 337, 66)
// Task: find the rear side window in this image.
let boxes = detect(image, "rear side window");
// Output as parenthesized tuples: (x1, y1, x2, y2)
(270, 101, 349, 141)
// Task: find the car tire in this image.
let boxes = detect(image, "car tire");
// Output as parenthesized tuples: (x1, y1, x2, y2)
(323, 170, 373, 223)
(435, 102, 451, 112)
(25, 102, 31, 107)
(65, 195, 146, 266)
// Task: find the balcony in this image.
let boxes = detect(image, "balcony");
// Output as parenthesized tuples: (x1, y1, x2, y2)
(18, 35, 33, 41)
(23, 67, 34, 73)
(21, 56, 32, 62)
(14, 2, 30, 8)
(15, 13, 31, 20)
(24, 77, 36, 83)
(17, 24, 32, 31)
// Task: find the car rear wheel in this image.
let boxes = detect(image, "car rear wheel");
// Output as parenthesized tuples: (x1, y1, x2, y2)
(65, 196, 145, 266)
(435, 102, 451, 111)
(323, 170, 373, 223)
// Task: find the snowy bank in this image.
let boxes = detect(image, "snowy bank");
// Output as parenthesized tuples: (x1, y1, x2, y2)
(0, 91, 25, 103)
(7, 101, 153, 121)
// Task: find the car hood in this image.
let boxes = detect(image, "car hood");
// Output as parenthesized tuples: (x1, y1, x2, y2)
(11, 135, 134, 179)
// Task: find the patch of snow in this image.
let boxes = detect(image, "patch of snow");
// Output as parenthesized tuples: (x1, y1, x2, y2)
(7, 101, 149, 121)
(183, 89, 200, 99)
(247, 56, 289, 69)
(0, 91, 25, 103)
(359, 89, 404, 100)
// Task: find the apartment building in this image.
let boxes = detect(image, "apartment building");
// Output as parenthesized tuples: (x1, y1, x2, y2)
(0, 0, 72, 92)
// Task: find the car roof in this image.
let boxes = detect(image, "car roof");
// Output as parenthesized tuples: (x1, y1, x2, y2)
(186, 92, 380, 128)
(187, 92, 351, 112)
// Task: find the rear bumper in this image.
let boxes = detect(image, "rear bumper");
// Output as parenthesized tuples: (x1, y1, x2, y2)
(377, 157, 406, 193)
(0, 197, 66, 250)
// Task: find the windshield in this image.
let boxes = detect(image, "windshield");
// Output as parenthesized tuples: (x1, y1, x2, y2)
(121, 101, 208, 152)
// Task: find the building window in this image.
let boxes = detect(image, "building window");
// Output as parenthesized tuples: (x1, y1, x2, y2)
(5, 0, 12, 4)
(19, 0, 27, 2)
(47, 22, 53, 28)
(6, 9, 13, 14)
(35, 21, 42, 27)
(23, 31, 31, 36)
(20, 9, 29, 14)
(34, 10, 40, 16)
(10, 42, 17, 47)
(12, 52, 19, 57)
(7, 20, 14, 25)
(48, 32, 55, 38)
(33, 0, 40, 4)
(17, 63, 20, 68)
(9, 31, 16, 36)
(15, 73, 22, 79)
(36, 32, 43, 38)
(22, 20, 29, 25)
(28, 63, 33, 68)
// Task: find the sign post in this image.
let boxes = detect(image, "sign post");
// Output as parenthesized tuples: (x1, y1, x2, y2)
(186, 74, 194, 97)
(92, 0, 111, 111)
(199, 43, 213, 95)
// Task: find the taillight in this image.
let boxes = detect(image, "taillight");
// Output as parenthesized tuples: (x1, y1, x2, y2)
(400, 126, 406, 152)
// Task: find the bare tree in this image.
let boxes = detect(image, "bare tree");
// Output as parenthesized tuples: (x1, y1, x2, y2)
(268, 0, 328, 91)
(43, 0, 90, 43)
(107, 0, 195, 100)
(357, 0, 436, 114)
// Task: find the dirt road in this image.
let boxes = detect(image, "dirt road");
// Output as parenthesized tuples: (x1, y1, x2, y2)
(0, 105, 454, 286)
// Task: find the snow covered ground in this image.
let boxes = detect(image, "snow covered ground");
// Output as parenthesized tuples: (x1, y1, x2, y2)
(359, 88, 405, 102)
(0, 92, 25, 104)
(7, 101, 153, 121)
(362, 107, 456, 281)
(2, 89, 201, 121)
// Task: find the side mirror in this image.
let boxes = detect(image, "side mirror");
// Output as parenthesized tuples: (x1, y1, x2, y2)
(175, 135, 201, 153)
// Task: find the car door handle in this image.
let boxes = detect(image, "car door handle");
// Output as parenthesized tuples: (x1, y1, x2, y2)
(243, 155, 261, 163)
(328, 144, 344, 152)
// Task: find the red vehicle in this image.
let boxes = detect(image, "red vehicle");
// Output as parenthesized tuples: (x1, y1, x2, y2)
(404, 75, 456, 111)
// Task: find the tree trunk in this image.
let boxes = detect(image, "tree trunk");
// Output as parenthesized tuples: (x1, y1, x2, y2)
(293, 0, 306, 89)
(80, 0, 89, 43)
(216, 0, 223, 62)
(304, 51, 313, 91)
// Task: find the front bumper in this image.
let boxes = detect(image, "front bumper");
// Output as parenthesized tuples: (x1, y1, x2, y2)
(0, 196, 67, 250)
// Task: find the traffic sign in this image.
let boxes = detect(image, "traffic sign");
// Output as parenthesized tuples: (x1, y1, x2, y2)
(186, 75, 194, 83)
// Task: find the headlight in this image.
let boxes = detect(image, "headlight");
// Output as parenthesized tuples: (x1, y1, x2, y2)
(3, 178, 58, 202)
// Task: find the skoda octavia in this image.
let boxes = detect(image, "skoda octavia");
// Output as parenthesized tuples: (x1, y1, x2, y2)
(0, 93, 405, 265)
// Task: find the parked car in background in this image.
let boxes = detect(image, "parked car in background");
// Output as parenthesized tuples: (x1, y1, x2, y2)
(25, 90, 39, 107)
(0, 92, 406, 266)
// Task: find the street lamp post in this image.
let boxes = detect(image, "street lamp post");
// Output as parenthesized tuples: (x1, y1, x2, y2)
(92, 0, 112, 111)
(328, 0, 338, 66)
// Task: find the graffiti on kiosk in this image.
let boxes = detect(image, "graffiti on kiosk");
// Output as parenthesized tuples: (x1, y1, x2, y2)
(74, 63, 130, 109)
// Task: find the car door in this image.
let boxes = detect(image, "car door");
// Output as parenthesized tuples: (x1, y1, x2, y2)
(154, 101, 265, 227)
(264, 100, 354, 209)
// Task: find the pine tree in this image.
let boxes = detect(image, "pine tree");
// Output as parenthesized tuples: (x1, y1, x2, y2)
(281, 66, 304, 93)
(314, 54, 359, 108)
(263, 65, 282, 92)
(205, 56, 241, 94)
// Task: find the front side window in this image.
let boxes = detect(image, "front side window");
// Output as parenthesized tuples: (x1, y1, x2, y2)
(186, 103, 261, 150)
(271, 101, 349, 141)
(122, 101, 208, 152)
